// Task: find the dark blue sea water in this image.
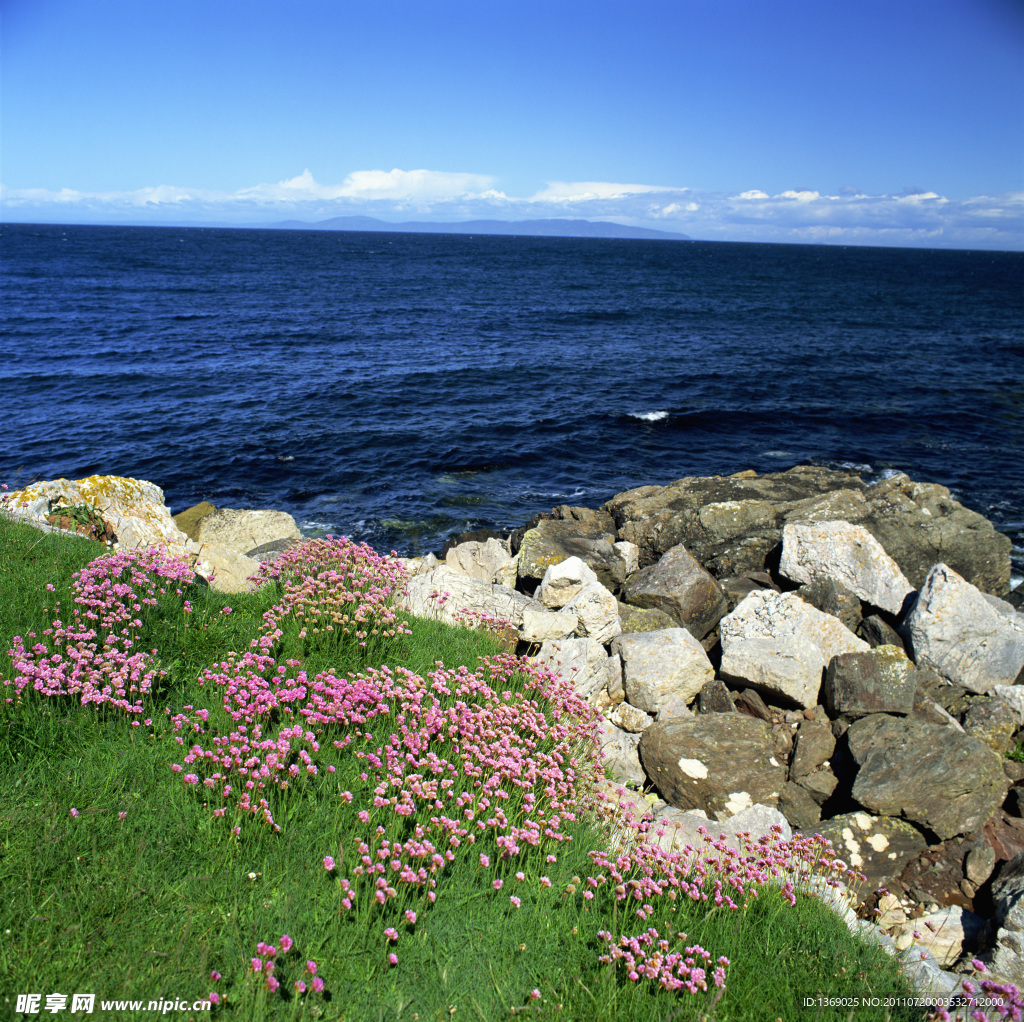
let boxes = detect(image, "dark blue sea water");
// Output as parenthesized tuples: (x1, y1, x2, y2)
(2, 223, 1023, 582)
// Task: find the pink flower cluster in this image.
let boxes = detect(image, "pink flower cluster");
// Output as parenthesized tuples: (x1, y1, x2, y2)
(248, 934, 323, 997)
(4, 547, 195, 714)
(252, 535, 411, 653)
(597, 927, 727, 994)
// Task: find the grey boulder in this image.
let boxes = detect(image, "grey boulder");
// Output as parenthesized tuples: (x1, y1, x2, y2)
(638, 714, 787, 818)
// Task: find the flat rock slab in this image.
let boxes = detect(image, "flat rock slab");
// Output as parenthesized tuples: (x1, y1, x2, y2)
(650, 803, 791, 857)
(720, 589, 869, 708)
(824, 645, 916, 719)
(192, 508, 303, 555)
(815, 813, 929, 905)
(404, 565, 544, 630)
(610, 628, 714, 714)
(638, 714, 787, 818)
(780, 520, 914, 616)
(847, 713, 1010, 840)
(905, 563, 1024, 693)
(620, 543, 727, 641)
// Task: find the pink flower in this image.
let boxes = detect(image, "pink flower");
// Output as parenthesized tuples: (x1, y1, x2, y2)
(530, 989, 541, 1000)
(405, 910, 416, 924)
(323, 856, 335, 871)
(118, 811, 127, 820)
(267, 976, 280, 993)
(252, 958, 263, 972)
(306, 961, 317, 976)
(70, 808, 79, 817)
(510, 896, 521, 908)
(209, 992, 220, 1005)
(480, 853, 490, 868)
(211, 971, 221, 981)
(384, 927, 399, 941)
(294, 980, 306, 993)
(493, 879, 503, 890)
(388, 953, 398, 966)
(280, 934, 293, 952)
(311, 977, 324, 993)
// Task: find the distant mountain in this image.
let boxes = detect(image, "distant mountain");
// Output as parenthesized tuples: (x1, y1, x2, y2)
(267, 216, 690, 241)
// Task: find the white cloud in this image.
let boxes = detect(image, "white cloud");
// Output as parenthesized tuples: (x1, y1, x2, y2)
(2, 171, 1022, 249)
(529, 180, 674, 203)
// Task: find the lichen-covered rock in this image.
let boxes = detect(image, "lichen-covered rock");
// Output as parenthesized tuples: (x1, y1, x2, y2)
(172, 501, 217, 538)
(780, 520, 915, 616)
(719, 590, 869, 708)
(620, 543, 727, 641)
(904, 564, 1024, 693)
(638, 714, 787, 818)
(3, 475, 188, 553)
(696, 678, 735, 715)
(602, 466, 1011, 594)
(824, 645, 916, 719)
(610, 628, 714, 714)
(517, 517, 621, 590)
(815, 813, 929, 904)
(847, 714, 1010, 840)
(778, 782, 823, 832)
(649, 803, 791, 856)
(962, 697, 1018, 756)
(608, 702, 654, 733)
(616, 601, 678, 634)
(595, 720, 645, 786)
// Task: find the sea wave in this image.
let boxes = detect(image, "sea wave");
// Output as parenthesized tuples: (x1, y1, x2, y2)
(627, 410, 669, 422)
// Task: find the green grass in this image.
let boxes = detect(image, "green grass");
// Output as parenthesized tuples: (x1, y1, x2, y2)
(0, 516, 931, 1022)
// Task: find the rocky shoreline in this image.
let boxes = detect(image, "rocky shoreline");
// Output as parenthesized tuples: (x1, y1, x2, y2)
(5, 465, 1024, 1004)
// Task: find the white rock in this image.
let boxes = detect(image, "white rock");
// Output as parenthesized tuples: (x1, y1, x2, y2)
(519, 608, 578, 643)
(192, 508, 302, 555)
(562, 580, 622, 643)
(445, 538, 513, 582)
(780, 520, 915, 615)
(190, 541, 260, 593)
(905, 564, 1024, 693)
(536, 556, 598, 609)
(649, 803, 791, 855)
(2, 475, 188, 553)
(614, 540, 639, 576)
(720, 590, 869, 708)
(595, 720, 645, 786)
(531, 637, 616, 703)
(404, 565, 543, 629)
(609, 702, 654, 733)
(610, 628, 714, 714)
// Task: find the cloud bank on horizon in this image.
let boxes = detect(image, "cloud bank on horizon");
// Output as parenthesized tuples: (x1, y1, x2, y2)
(3, 169, 1021, 249)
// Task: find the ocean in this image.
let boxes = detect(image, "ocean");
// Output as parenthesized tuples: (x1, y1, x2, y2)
(2, 223, 1022, 583)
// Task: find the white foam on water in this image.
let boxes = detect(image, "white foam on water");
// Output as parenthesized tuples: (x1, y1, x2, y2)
(627, 410, 669, 422)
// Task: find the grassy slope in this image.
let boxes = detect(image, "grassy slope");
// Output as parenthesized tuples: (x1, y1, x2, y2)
(0, 518, 929, 1022)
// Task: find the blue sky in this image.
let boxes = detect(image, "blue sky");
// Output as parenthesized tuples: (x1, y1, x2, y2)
(2, 0, 1022, 248)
